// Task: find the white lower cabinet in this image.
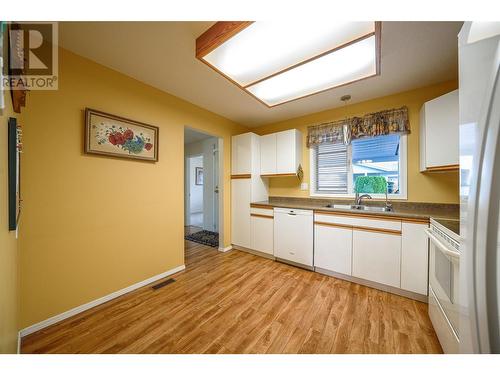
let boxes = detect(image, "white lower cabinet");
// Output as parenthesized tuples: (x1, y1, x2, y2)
(274, 208, 313, 266)
(352, 229, 402, 288)
(401, 222, 429, 295)
(250, 210, 274, 255)
(231, 179, 251, 248)
(314, 223, 352, 275)
(240, 206, 429, 301)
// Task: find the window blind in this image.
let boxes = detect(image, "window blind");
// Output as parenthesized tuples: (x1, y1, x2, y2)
(315, 142, 348, 193)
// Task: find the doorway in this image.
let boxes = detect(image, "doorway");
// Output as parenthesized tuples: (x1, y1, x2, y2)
(184, 127, 223, 249)
(187, 155, 203, 227)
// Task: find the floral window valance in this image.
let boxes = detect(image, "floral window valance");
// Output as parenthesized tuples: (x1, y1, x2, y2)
(306, 106, 410, 148)
(305, 119, 351, 148)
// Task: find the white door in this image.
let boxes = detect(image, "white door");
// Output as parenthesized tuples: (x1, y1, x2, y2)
(260, 133, 276, 175)
(213, 143, 219, 232)
(185, 155, 203, 227)
(231, 179, 251, 248)
(274, 208, 313, 266)
(352, 229, 401, 288)
(314, 224, 352, 275)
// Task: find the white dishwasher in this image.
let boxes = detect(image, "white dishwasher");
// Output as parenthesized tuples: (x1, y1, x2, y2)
(273, 207, 314, 268)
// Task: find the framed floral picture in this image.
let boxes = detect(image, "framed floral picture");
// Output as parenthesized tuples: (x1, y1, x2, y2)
(85, 108, 159, 162)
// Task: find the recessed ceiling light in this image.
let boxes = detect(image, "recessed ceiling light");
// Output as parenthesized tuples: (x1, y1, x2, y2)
(196, 21, 381, 107)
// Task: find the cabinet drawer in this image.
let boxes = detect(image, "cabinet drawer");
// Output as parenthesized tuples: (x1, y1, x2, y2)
(314, 212, 402, 232)
(250, 207, 274, 217)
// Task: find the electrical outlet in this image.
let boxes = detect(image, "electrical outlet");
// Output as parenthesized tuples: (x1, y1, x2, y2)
(300, 182, 308, 191)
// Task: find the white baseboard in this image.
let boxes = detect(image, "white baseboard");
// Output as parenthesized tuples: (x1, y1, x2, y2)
(18, 264, 186, 338)
(218, 245, 232, 253)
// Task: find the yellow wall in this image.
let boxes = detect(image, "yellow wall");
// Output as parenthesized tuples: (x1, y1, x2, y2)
(252, 80, 459, 203)
(14, 47, 459, 330)
(19, 48, 247, 328)
(0, 90, 20, 353)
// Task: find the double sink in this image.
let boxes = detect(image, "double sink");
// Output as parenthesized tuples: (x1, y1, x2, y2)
(324, 203, 393, 212)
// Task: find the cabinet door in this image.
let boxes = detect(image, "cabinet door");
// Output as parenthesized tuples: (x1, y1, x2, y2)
(352, 230, 401, 288)
(423, 90, 459, 168)
(274, 209, 313, 266)
(401, 222, 429, 295)
(251, 215, 274, 255)
(276, 130, 295, 174)
(314, 223, 352, 275)
(260, 133, 276, 175)
(231, 179, 251, 248)
(231, 133, 251, 175)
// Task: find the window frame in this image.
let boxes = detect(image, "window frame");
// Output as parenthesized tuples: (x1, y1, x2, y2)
(309, 134, 408, 200)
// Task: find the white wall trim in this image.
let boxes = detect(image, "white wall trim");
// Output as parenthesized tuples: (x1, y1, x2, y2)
(218, 245, 232, 253)
(18, 264, 186, 339)
(217, 137, 224, 248)
(17, 331, 21, 354)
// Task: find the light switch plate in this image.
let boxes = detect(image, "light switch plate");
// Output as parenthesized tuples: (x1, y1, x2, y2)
(300, 182, 308, 191)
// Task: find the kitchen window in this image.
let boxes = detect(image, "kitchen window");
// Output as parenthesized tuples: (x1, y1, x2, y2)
(310, 134, 407, 199)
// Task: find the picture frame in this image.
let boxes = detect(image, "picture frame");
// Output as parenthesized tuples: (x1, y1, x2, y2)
(195, 167, 203, 185)
(85, 108, 159, 162)
(8, 117, 21, 231)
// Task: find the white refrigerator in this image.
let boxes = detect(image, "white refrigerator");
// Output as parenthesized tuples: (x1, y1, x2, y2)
(459, 22, 500, 353)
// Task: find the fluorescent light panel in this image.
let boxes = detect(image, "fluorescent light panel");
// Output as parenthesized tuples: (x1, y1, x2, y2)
(204, 21, 375, 87)
(247, 36, 376, 106)
(199, 21, 378, 106)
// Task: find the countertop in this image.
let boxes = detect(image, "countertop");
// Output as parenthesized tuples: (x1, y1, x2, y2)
(251, 197, 459, 222)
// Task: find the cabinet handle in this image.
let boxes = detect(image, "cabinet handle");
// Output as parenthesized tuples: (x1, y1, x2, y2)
(425, 229, 460, 259)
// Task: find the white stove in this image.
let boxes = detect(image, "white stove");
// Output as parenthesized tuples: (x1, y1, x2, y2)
(426, 218, 460, 353)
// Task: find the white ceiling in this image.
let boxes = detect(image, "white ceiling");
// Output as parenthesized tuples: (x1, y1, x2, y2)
(184, 128, 213, 144)
(59, 21, 463, 127)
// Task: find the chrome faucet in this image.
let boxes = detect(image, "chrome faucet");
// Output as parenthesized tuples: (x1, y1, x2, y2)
(354, 193, 372, 206)
(384, 188, 393, 212)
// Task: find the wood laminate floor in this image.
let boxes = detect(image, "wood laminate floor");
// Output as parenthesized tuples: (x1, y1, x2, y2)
(21, 230, 443, 354)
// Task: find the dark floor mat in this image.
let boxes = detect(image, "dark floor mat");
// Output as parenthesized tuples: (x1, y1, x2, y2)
(185, 230, 219, 247)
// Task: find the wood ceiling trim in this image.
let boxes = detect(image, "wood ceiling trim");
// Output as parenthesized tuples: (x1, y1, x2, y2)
(196, 21, 254, 58)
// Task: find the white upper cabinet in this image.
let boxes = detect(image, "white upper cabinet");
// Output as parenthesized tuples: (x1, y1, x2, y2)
(260, 133, 277, 175)
(231, 133, 252, 175)
(260, 129, 302, 176)
(420, 90, 459, 171)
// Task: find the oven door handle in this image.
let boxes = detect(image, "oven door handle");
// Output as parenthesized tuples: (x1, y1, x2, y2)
(425, 228, 460, 259)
